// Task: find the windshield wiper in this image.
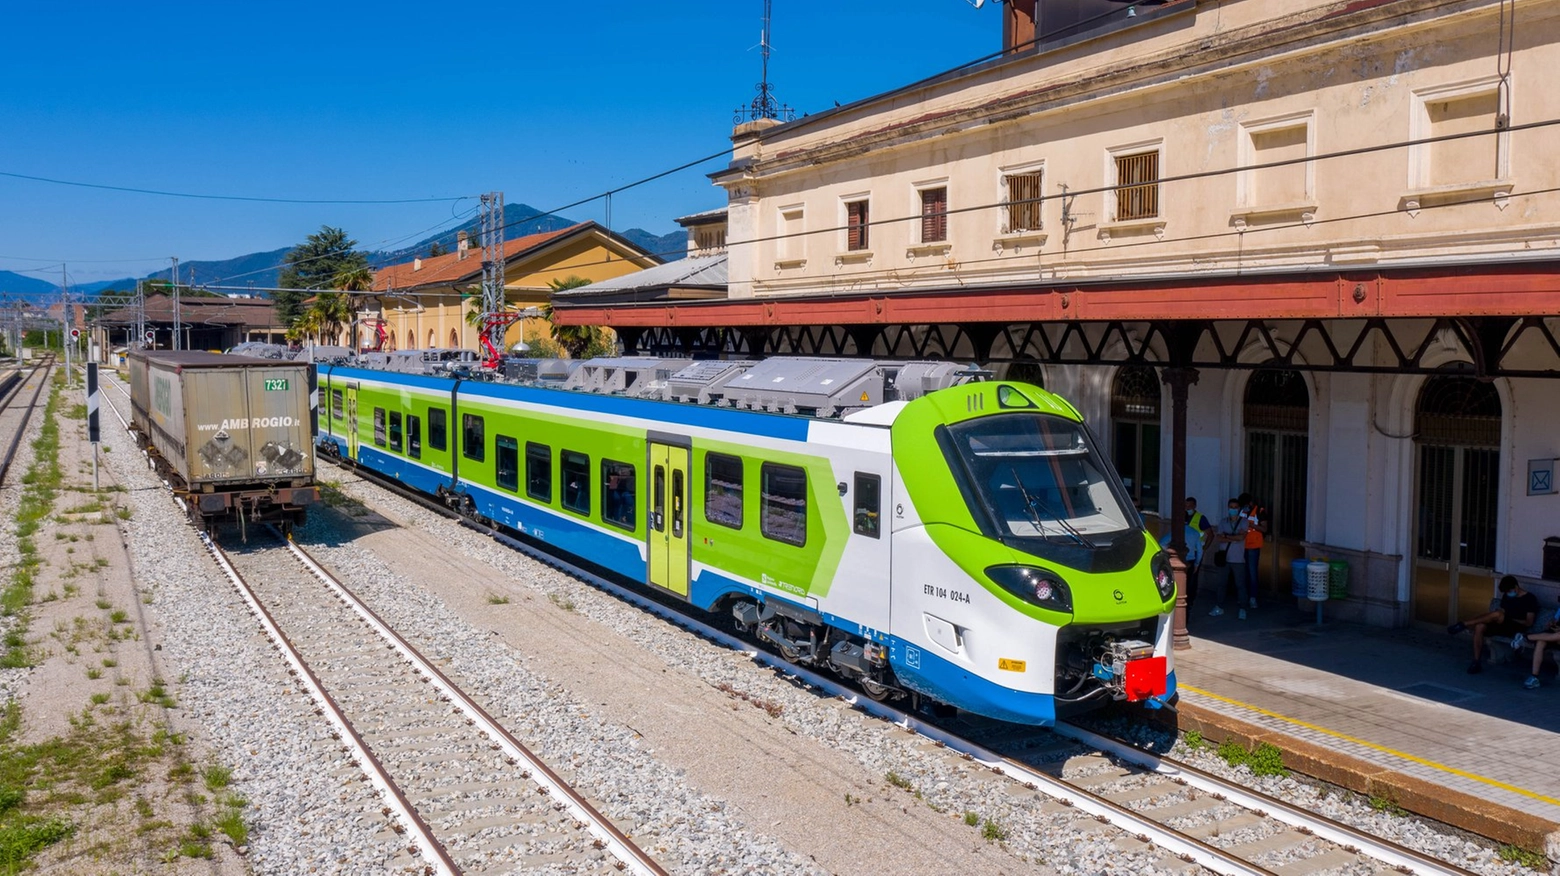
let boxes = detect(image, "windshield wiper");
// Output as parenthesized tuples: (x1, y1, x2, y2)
(1008, 465, 1095, 548)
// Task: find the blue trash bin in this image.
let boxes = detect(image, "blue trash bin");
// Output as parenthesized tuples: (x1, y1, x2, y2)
(1291, 558, 1311, 598)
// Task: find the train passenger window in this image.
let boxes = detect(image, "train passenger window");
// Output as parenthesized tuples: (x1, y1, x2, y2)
(525, 443, 551, 501)
(760, 463, 807, 547)
(601, 460, 636, 531)
(428, 407, 448, 452)
(495, 436, 519, 491)
(407, 415, 422, 459)
(854, 473, 882, 539)
(373, 408, 387, 447)
(561, 451, 590, 515)
(462, 414, 484, 462)
(704, 453, 743, 529)
(331, 390, 343, 420)
(389, 413, 403, 453)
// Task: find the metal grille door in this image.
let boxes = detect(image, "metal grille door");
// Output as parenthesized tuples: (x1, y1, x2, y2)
(1412, 377, 1501, 627)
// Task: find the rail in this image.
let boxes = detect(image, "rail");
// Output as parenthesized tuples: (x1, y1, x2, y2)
(330, 454, 1480, 876)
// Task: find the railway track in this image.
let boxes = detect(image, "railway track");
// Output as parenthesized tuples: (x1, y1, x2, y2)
(101, 374, 665, 876)
(0, 357, 53, 486)
(322, 446, 1482, 876)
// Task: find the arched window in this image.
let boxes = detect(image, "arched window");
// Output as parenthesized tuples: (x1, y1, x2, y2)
(1412, 375, 1502, 627)
(1243, 369, 1309, 542)
(428, 329, 436, 349)
(449, 328, 460, 348)
(1110, 365, 1160, 513)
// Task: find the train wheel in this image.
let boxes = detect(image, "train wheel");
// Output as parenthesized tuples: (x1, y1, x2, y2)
(861, 679, 892, 702)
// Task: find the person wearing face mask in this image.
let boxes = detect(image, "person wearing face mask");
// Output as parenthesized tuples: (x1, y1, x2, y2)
(1238, 493, 1267, 610)
(1208, 497, 1250, 618)
(1158, 497, 1214, 605)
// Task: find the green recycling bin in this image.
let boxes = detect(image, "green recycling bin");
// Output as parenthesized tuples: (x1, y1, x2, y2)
(1328, 560, 1349, 599)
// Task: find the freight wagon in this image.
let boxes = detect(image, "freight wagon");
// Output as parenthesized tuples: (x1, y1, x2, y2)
(129, 350, 318, 534)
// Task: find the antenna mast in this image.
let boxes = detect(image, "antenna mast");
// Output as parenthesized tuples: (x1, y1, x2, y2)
(733, 0, 794, 124)
(478, 192, 517, 369)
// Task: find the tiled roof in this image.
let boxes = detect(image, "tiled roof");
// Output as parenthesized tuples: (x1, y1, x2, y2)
(99, 294, 278, 330)
(372, 225, 584, 292)
(675, 206, 728, 226)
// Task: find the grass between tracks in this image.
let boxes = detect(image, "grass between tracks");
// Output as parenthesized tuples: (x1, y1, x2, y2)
(0, 372, 250, 869)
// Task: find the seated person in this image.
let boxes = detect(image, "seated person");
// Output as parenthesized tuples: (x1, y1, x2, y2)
(1517, 602, 1560, 690)
(1448, 575, 1538, 674)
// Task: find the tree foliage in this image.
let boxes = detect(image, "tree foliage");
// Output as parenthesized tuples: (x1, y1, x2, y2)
(276, 226, 368, 326)
(542, 276, 612, 359)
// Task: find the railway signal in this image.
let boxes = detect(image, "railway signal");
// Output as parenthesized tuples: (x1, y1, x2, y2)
(70, 328, 81, 341)
(86, 363, 100, 490)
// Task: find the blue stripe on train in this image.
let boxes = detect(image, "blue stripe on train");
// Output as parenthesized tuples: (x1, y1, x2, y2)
(356, 446, 452, 497)
(455, 480, 648, 582)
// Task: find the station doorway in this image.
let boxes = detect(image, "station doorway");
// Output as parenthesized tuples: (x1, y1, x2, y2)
(1412, 376, 1502, 627)
(1243, 368, 1310, 595)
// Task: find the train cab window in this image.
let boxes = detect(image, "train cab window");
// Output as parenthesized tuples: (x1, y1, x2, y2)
(495, 436, 519, 491)
(428, 407, 448, 452)
(704, 452, 743, 529)
(330, 390, 343, 420)
(526, 443, 552, 501)
(854, 473, 882, 538)
(388, 413, 403, 452)
(373, 408, 387, 447)
(601, 460, 636, 530)
(462, 414, 484, 462)
(561, 451, 590, 515)
(407, 415, 422, 459)
(760, 463, 807, 546)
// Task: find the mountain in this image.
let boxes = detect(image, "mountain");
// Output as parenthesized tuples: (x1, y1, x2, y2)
(0, 270, 65, 299)
(375, 203, 580, 267)
(5, 208, 687, 300)
(619, 229, 686, 262)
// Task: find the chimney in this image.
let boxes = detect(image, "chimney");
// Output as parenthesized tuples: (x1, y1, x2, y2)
(1004, 0, 1037, 54)
(457, 231, 470, 260)
(413, 257, 422, 272)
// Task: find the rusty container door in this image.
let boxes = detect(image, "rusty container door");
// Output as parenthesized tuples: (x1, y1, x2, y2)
(244, 364, 314, 481)
(184, 368, 256, 485)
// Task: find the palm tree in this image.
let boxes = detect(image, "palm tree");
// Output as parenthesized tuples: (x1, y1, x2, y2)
(542, 276, 602, 359)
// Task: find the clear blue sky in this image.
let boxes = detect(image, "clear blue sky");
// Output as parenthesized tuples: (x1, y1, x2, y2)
(0, 2, 997, 285)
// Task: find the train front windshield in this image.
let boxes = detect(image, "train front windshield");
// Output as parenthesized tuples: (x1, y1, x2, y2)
(940, 413, 1138, 548)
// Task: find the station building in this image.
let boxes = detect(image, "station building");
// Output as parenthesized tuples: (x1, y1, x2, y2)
(556, 0, 1560, 632)
(369, 223, 659, 354)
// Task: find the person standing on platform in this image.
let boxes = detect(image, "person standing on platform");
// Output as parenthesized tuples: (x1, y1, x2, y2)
(1209, 498, 1250, 619)
(1238, 493, 1267, 611)
(1448, 575, 1537, 674)
(1160, 497, 1214, 605)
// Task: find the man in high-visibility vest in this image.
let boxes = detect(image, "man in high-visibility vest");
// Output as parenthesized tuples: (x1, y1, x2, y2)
(1160, 497, 1215, 605)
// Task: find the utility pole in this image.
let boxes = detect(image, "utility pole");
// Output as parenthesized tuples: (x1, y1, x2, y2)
(134, 279, 146, 349)
(170, 257, 181, 351)
(478, 192, 508, 366)
(61, 264, 72, 384)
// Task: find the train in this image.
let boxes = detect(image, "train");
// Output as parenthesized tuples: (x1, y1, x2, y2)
(129, 350, 319, 535)
(314, 354, 1177, 726)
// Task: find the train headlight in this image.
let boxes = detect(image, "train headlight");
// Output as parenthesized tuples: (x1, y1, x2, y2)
(1151, 552, 1176, 603)
(985, 565, 1072, 613)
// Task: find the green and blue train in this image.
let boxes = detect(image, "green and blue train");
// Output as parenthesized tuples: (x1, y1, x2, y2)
(314, 356, 1177, 725)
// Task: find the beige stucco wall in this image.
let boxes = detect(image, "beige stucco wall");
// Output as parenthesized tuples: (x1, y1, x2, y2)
(719, 0, 1560, 298)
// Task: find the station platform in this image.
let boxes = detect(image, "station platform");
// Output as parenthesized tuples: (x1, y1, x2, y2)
(1170, 589, 1560, 861)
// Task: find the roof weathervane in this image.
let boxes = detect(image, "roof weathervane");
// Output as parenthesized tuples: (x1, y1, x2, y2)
(733, 0, 794, 124)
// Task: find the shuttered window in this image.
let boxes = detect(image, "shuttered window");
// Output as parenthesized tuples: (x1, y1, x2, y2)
(920, 187, 948, 242)
(845, 200, 869, 251)
(1006, 171, 1043, 232)
(1114, 151, 1159, 221)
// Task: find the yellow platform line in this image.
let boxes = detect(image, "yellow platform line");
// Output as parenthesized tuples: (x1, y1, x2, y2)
(1179, 683, 1560, 807)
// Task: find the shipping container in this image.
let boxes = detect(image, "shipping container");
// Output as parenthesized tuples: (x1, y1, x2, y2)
(129, 350, 317, 530)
